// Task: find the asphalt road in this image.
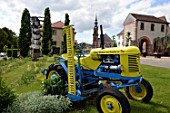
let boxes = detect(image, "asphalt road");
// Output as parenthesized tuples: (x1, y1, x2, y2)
(140, 56, 170, 68)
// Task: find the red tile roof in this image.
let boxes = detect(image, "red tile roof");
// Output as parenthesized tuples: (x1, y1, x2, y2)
(158, 16, 167, 21)
(131, 13, 169, 24)
(51, 21, 64, 28)
(117, 29, 124, 36)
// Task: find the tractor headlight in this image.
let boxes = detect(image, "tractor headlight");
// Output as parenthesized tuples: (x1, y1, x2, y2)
(102, 64, 124, 72)
(118, 64, 124, 71)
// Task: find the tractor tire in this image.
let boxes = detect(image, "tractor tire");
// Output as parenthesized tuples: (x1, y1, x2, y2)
(96, 88, 130, 113)
(46, 64, 67, 81)
(125, 78, 153, 103)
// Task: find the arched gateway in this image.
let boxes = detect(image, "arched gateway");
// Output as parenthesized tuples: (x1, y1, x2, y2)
(138, 36, 152, 56)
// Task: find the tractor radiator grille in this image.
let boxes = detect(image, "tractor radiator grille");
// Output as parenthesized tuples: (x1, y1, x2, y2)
(128, 54, 139, 72)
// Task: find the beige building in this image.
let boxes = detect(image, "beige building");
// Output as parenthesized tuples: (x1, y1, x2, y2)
(51, 21, 76, 53)
(118, 13, 169, 55)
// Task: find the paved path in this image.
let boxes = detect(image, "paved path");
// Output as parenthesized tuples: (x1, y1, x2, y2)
(140, 56, 170, 68)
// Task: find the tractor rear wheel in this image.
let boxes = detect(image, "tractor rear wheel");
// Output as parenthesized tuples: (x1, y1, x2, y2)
(125, 78, 153, 103)
(46, 64, 67, 81)
(96, 88, 130, 113)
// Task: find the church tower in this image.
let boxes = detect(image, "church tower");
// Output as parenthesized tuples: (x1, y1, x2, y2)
(93, 16, 98, 48)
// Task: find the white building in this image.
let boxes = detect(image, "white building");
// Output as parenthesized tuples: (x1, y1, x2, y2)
(117, 30, 124, 47)
(118, 13, 169, 55)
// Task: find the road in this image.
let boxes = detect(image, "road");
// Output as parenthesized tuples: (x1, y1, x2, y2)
(140, 56, 170, 68)
(1, 56, 170, 68)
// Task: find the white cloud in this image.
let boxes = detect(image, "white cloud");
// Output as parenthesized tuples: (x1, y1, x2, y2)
(0, 0, 170, 44)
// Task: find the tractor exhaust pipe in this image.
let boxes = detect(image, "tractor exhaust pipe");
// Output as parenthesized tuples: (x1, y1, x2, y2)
(100, 25, 104, 49)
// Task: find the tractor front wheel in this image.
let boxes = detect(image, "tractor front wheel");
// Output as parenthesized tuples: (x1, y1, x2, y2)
(125, 78, 153, 103)
(46, 64, 67, 81)
(96, 88, 130, 113)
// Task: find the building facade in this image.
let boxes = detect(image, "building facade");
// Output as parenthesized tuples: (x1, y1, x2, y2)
(51, 21, 64, 53)
(118, 13, 169, 55)
(117, 30, 124, 47)
(51, 21, 76, 53)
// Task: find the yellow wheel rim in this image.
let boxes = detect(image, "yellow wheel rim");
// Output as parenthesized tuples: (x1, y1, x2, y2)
(100, 95, 122, 113)
(129, 84, 147, 100)
(48, 70, 58, 79)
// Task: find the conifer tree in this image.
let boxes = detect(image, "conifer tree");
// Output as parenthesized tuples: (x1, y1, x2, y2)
(62, 13, 70, 53)
(18, 8, 31, 57)
(42, 7, 52, 55)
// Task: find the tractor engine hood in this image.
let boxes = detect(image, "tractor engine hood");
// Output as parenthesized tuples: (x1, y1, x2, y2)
(90, 46, 140, 60)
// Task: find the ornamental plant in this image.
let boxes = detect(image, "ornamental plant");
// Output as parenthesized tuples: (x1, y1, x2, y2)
(3, 92, 71, 113)
(0, 76, 16, 112)
(42, 76, 66, 96)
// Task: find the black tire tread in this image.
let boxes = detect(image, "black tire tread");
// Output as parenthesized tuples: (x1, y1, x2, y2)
(125, 78, 153, 103)
(46, 64, 67, 81)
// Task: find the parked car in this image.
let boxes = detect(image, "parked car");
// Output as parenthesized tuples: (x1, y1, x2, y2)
(0, 52, 7, 60)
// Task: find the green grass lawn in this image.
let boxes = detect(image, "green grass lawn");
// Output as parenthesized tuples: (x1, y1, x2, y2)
(67, 65, 170, 113)
(0, 56, 55, 94)
(1, 57, 170, 113)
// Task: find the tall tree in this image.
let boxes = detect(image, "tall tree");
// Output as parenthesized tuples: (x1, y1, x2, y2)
(64, 13, 70, 26)
(2, 27, 18, 57)
(62, 13, 70, 53)
(42, 7, 52, 55)
(112, 35, 117, 47)
(18, 8, 31, 57)
(0, 29, 8, 52)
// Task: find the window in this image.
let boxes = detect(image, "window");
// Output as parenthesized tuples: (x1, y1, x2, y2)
(140, 22, 144, 30)
(33, 49, 40, 53)
(161, 25, 164, 32)
(52, 41, 57, 45)
(151, 24, 154, 31)
(52, 30, 57, 35)
(118, 42, 120, 46)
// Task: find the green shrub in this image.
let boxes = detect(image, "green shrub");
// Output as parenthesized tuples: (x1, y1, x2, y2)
(18, 62, 43, 85)
(18, 71, 36, 85)
(0, 76, 16, 113)
(42, 76, 66, 95)
(167, 44, 170, 55)
(3, 91, 71, 113)
(51, 45, 60, 55)
(12, 50, 18, 58)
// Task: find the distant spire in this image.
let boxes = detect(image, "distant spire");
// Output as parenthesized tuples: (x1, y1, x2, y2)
(95, 15, 98, 27)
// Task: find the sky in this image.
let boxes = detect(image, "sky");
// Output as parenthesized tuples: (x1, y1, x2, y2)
(0, 0, 170, 44)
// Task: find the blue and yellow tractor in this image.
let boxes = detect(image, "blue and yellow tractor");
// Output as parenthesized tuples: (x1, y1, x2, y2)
(43, 25, 153, 113)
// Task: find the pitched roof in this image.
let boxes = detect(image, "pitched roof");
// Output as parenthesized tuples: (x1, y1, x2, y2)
(98, 33, 113, 42)
(117, 29, 124, 36)
(104, 33, 113, 42)
(130, 13, 169, 24)
(158, 16, 167, 21)
(51, 21, 64, 28)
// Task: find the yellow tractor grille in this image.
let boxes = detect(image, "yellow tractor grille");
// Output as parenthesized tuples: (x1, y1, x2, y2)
(128, 54, 139, 72)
